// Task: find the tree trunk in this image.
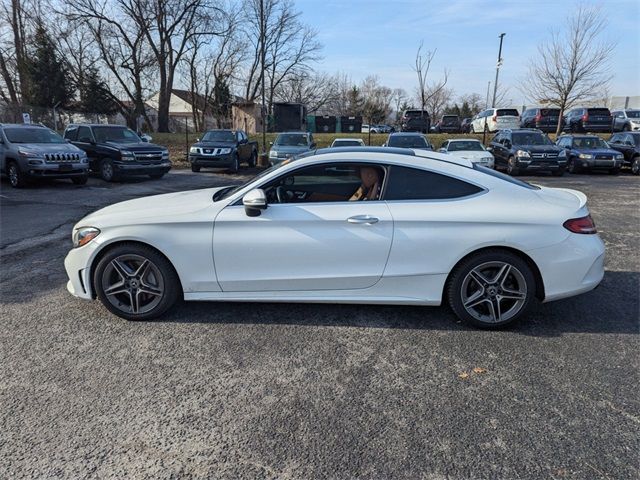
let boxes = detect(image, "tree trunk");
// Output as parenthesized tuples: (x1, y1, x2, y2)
(157, 61, 170, 132)
(555, 104, 566, 137)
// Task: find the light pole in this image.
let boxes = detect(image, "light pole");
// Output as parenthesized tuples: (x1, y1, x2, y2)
(485, 81, 491, 110)
(259, 0, 267, 166)
(491, 33, 506, 108)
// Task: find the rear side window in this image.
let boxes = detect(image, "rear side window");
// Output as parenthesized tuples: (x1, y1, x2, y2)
(64, 127, 78, 141)
(497, 109, 519, 117)
(384, 166, 483, 200)
(473, 164, 540, 190)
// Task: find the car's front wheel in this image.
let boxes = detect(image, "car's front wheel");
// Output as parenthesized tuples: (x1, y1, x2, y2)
(507, 156, 520, 176)
(72, 175, 88, 185)
(567, 157, 581, 174)
(229, 153, 239, 173)
(94, 243, 181, 321)
(632, 157, 640, 175)
(100, 159, 117, 182)
(447, 250, 536, 328)
(7, 161, 27, 188)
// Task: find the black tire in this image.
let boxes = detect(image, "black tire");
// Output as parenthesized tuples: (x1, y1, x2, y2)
(94, 243, 181, 321)
(248, 149, 257, 168)
(623, 124, 631, 132)
(149, 173, 165, 180)
(100, 158, 117, 182)
(71, 175, 88, 185)
(228, 153, 239, 173)
(608, 167, 621, 175)
(7, 161, 27, 188)
(552, 168, 565, 177)
(567, 157, 581, 174)
(191, 164, 201, 173)
(447, 249, 536, 329)
(631, 157, 640, 175)
(507, 156, 520, 176)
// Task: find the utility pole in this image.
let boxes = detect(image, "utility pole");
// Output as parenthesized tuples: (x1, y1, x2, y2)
(259, 0, 267, 166)
(485, 81, 491, 109)
(491, 33, 506, 108)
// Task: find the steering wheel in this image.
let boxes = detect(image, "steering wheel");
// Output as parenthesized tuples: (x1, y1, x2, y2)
(276, 186, 287, 203)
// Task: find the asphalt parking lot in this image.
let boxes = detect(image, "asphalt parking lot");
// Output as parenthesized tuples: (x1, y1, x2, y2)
(1, 170, 638, 479)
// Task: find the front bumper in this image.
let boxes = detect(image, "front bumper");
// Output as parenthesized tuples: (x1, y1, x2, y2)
(581, 158, 623, 170)
(189, 154, 234, 167)
(114, 161, 171, 175)
(516, 158, 566, 171)
(25, 162, 89, 178)
(527, 233, 605, 302)
(64, 240, 103, 300)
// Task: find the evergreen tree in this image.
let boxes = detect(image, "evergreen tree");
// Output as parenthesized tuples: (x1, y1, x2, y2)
(24, 23, 73, 108)
(346, 86, 364, 116)
(212, 77, 232, 121)
(79, 67, 117, 114)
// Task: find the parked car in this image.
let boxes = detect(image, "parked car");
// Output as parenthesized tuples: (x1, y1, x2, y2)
(0, 123, 89, 188)
(433, 115, 461, 134)
(377, 124, 393, 133)
(64, 124, 171, 182)
(608, 132, 640, 174)
(556, 135, 624, 174)
(361, 124, 382, 134)
(520, 107, 562, 133)
(383, 132, 433, 150)
(487, 128, 565, 176)
(268, 132, 316, 165)
(460, 117, 472, 133)
(189, 129, 257, 173)
(438, 139, 494, 168)
(562, 107, 612, 133)
(64, 146, 605, 329)
(400, 109, 431, 133)
(470, 108, 520, 133)
(330, 138, 366, 147)
(611, 110, 640, 132)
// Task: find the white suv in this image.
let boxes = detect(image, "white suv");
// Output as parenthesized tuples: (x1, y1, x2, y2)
(471, 108, 520, 133)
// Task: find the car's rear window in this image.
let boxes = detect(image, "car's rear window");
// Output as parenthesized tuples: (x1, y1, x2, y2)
(496, 109, 519, 117)
(587, 108, 611, 116)
(540, 108, 560, 116)
(405, 110, 430, 118)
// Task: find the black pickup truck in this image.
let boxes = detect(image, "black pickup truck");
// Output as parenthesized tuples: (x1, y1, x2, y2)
(64, 124, 171, 181)
(189, 129, 258, 173)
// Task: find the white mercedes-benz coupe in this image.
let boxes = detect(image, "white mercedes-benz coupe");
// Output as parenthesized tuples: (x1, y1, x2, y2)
(64, 147, 605, 328)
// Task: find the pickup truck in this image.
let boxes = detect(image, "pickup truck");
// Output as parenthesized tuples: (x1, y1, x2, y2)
(64, 124, 171, 181)
(189, 129, 258, 173)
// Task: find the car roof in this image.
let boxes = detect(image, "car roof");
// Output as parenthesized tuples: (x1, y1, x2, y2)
(0, 123, 48, 128)
(66, 123, 125, 128)
(332, 138, 364, 141)
(389, 132, 424, 136)
(497, 128, 544, 134)
(277, 131, 310, 134)
(448, 138, 481, 142)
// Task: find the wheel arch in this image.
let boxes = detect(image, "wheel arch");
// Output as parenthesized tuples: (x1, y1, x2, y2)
(88, 239, 184, 300)
(443, 245, 545, 303)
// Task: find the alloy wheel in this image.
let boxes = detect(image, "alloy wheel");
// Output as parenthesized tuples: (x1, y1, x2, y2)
(101, 254, 164, 314)
(8, 164, 19, 187)
(460, 261, 527, 324)
(632, 158, 640, 175)
(102, 161, 113, 181)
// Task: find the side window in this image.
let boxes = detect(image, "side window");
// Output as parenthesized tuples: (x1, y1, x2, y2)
(441, 141, 449, 150)
(491, 133, 502, 144)
(64, 127, 78, 141)
(625, 134, 634, 145)
(384, 166, 483, 201)
(609, 134, 620, 143)
(263, 163, 385, 203)
(77, 126, 93, 143)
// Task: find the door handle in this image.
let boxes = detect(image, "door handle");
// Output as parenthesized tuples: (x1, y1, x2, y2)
(347, 215, 379, 224)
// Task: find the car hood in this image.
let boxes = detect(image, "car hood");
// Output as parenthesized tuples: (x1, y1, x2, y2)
(77, 187, 229, 229)
(573, 148, 621, 156)
(18, 143, 84, 154)
(104, 141, 166, 151)
(193, 141, 236, 148)
(517, 145, 562, 153)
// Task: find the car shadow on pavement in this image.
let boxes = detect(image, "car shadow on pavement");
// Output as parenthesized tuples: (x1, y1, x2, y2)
(153, 271, 639, 336)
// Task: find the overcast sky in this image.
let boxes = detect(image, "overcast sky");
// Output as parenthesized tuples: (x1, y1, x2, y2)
(296, 0, 640, 105)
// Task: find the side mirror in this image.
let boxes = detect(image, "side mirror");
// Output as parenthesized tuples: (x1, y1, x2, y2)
(504, 141, 511, 149)
(195, 138, 200, 142)
(243, 188, 267, 217)
(269, 141, 273, 146)
(141, 136, 149, 143)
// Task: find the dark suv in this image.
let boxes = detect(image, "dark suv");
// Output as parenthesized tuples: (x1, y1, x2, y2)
(520, 107, 561, 132)
(488, 129, 565, 176)
(64, 124, 171, 181)
(433, 115, 460, 133)
(608, 132, 640, 174)
(563, 107, 612, 133)
(556, 135, 623, 174)
(400, 109, 431, 133)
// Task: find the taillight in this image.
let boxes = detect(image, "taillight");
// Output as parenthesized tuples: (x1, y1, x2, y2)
(534, 113, 542, 122)
(582, 113, 589, 121)
(492, 115, 497, 122)
(563, 215, 597, 234)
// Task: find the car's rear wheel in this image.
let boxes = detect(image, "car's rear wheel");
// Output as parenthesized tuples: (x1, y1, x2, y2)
(447, 250, 536, 328)
(623, 124, 631, 132)
(7, 161, 27, 188)
(94, 244, 180, 321)
(248, 149, 257, 168)
(507, 156, 520, 176)
(72, 175, 88, 185)
(632, 157, 640, 175)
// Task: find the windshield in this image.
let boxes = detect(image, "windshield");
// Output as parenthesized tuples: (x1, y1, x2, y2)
(448, 141, 484, 152)
(512, 132, 553, 145)
(626, 111, 640, 119)
(274, 134, 309, 146)
(202, 130, 235, 142)
(4, 127, 65, 144)
(93, 127, 141, 143)
(388, 135, 429, 148)
(573, 137, 608, 149)
(332, 140, 363, 147)
(213, 161, 290, 202)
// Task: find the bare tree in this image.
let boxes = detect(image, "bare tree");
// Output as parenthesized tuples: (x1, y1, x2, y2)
(391, 88, 407, 122)
(413, 41, 448, 118)
(275, 71, 339, 114)
(425, 85, 454, 121)
(360, 75, 393, 124)
(520, 4, 615, 135)
(0, 0, 32, 104)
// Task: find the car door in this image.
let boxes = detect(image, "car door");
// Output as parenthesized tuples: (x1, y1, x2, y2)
(489, 133, 506, 167)
(236, 131, 247, 160)
(212, 161, 394, 292)
(75, 126, 98, 167)
(0, 129, 6, 172)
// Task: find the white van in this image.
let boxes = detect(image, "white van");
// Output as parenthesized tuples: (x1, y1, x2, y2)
(471, 108, 520, 133)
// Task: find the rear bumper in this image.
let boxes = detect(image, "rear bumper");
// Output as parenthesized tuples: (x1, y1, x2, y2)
(527, 233, 605, 302)
(189, 154, 234, 167)
(582, 124, 612, 132)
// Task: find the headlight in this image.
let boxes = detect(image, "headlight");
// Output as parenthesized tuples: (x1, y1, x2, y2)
(189, 147, 200, 154)
(219, 148, 232, 154)
(516, 150, 530, 158)
(162, 149, 169, 158)
(73, 227, 100, 248)
(18, 149, 42, 159)
(269, 150, 278, 158)
(120, 150, 135, 161)
(483, 156, 493, 162)
(615, 154, 623, 159)
(578, 153, 593, 159)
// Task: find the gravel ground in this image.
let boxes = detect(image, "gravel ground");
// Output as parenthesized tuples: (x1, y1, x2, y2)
(0, 169, 638, 479)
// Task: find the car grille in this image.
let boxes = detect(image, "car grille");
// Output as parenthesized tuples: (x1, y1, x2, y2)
(44, 153, 81, 163)
(133, 151, 163, 164)
(595, 154, 613, 160)
(201, 148, 228, 156)
(531, 152, 559, 159)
